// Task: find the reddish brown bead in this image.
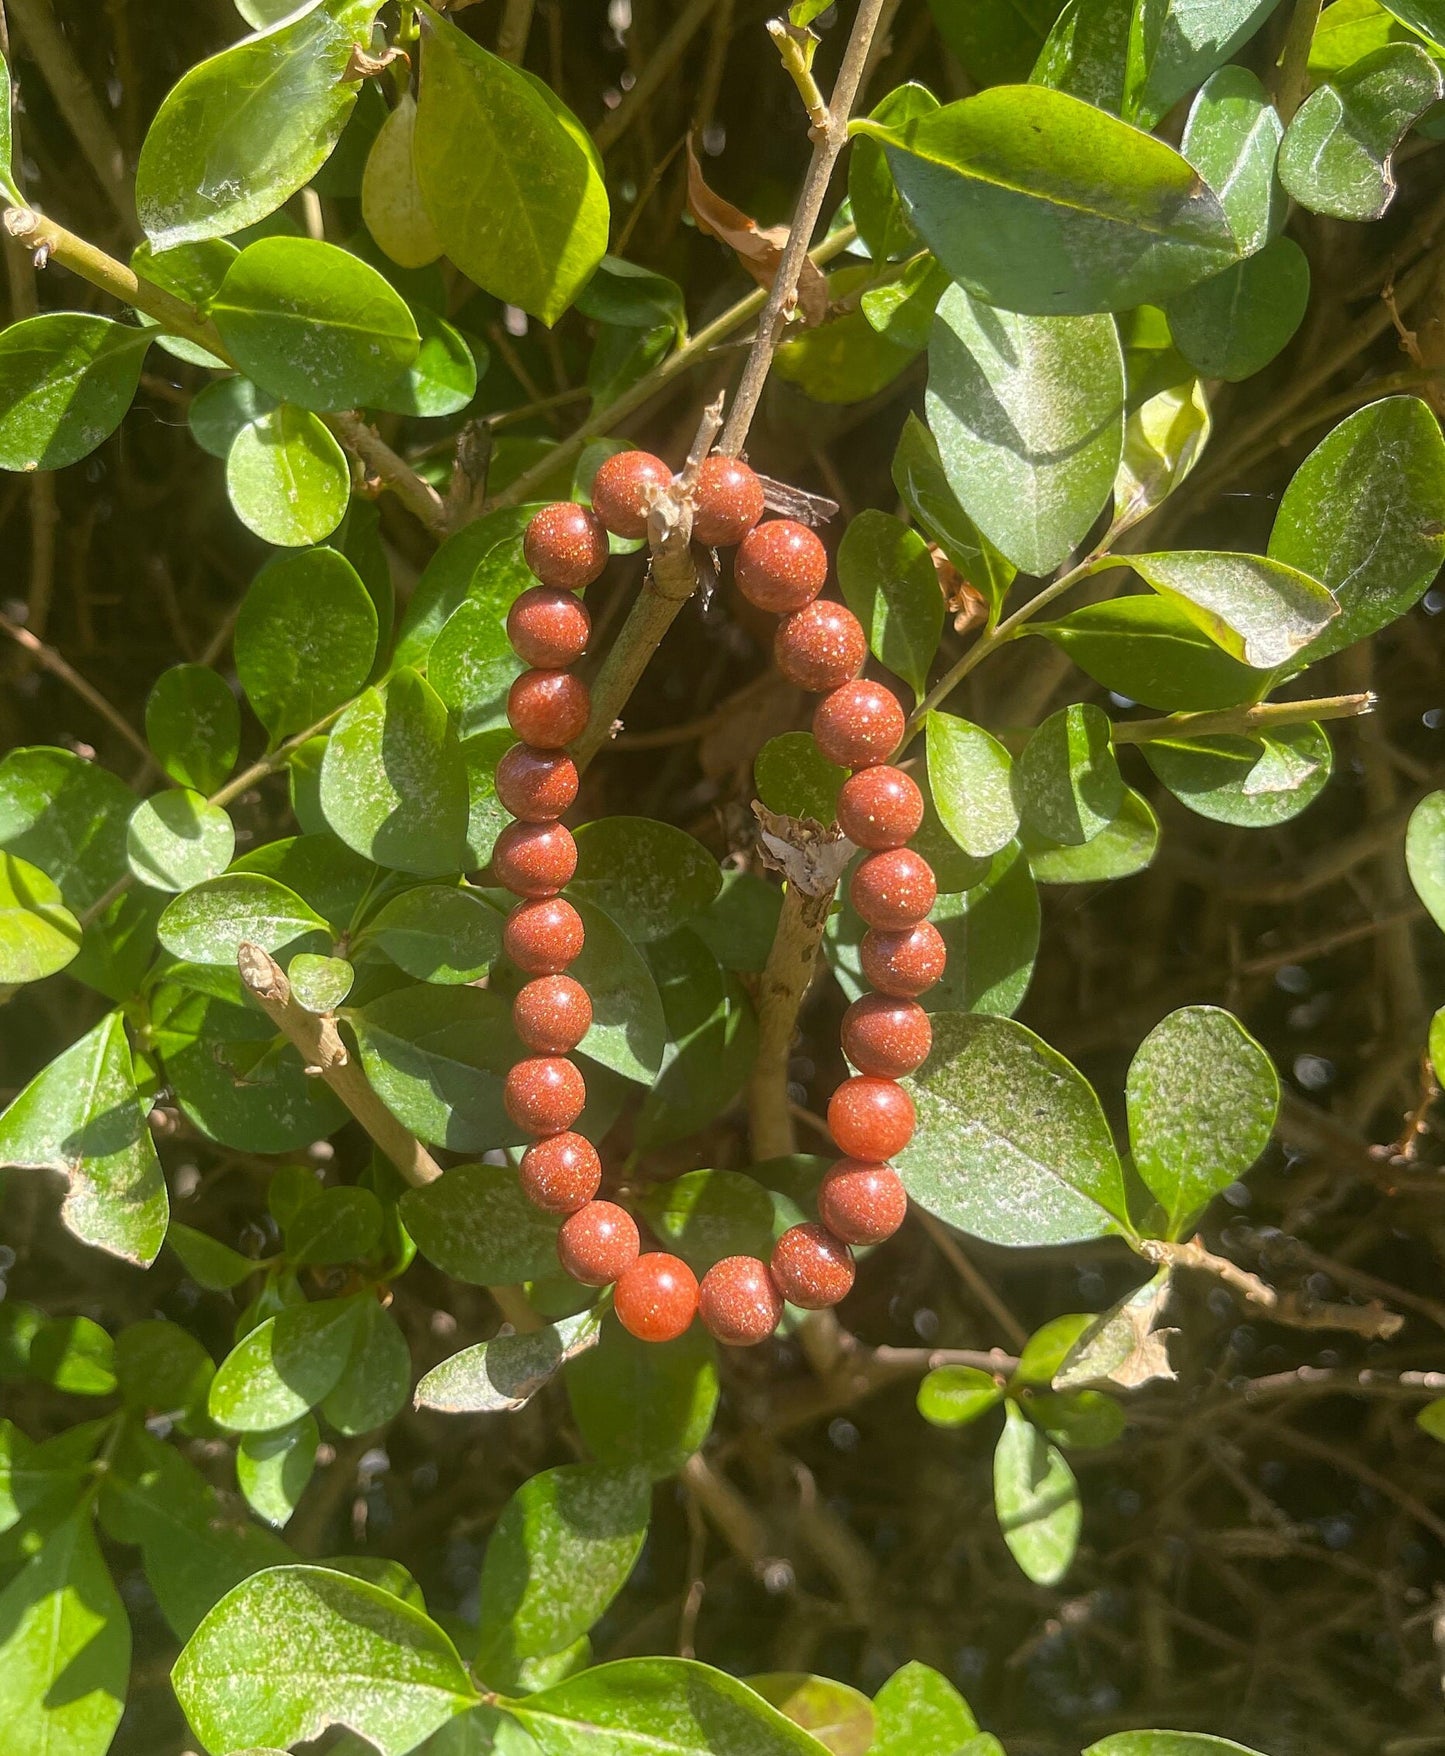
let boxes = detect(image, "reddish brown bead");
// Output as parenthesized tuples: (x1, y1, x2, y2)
(557, 1200, 640, 1286)
(693, 455, 764, 547)
(507, 586, 591, 669)
(590, 450, 672, 539)
(813, 680, 906, 770)
(523, 502, 608, 590)
(503, 897, 585, 974)
(828, 1075, 916, 1161)
(836, 765, 924, 850)
(850, 848, 937, 932)
(735, 519, 828, 614)
(860, 922, 947, 998)
(841, 994, 932, 1078)
(770, 1224, 855, 1310)
(775, 601, 867, 694)
(698, 1255, 784, 1346)
(505, 1055, 586, 1135)
(507, 669, 590, 749)
(520, 1131, 601, 1214)
(496, 744, 578, 823)
(614, 1252, 700, 1343)
(491, 821, 577, 897)
(513, 975, 592, 1054)
(818, 1159, 909, 1245)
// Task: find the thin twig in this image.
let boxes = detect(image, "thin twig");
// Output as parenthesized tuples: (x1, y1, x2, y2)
(593, 0, 717, 155)
(913, 1209, 1030, 1350)
(748, 881, 834, 1158)
(1111, 692, 1375, 746)
(495, 0, 534, 63)
(324, 411, 449, 534)
(0, 610, 150, 761)
(1275, 0, 1324, 122)
(1138, 1236, 1405, 1340)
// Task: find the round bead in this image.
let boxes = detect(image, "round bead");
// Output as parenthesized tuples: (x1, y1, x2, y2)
(507, 587, 591, 669)
(503, 897, 585, 974)
(850, 848, 937, 932)
(523, 502, 608, 590)
(735, 519, 828, 614)
(774, 601, 867, 694)
(590, 450, 672, 539)
(841, 994, 932, 1078)
(818, 1159, 909, 1245)
(504, 1055, 586, 1135)
(698, 1255, 784, 1346)
(836, 765, 924, 850)
(693, 455, 764, 547)
(860, 922, 947, 998)
(513, 975, 592, 1054)
(491, 821, 577, 897)
(770, 1224, 855, 1310)
(495, 744, 578, 823)
(520, 1131, 601, 1214)
(507, 670, 590, 749)
(813, 680, 906, 770)
(614, 1252, 700, 1343)
(828, 1075, 916, 1161)
(558, 1200, 639, 1286)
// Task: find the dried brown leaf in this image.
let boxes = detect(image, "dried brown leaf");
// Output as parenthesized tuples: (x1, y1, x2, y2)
(686, 140, 829, 327)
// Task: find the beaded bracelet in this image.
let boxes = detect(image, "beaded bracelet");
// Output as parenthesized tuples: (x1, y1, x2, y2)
(503, 449, 944, 1348)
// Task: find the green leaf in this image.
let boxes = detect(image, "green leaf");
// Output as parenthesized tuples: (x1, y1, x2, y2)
(1430, 1005, 1445, 1087)
(1112, 550, 1339, 668)
(855, 85, 1238, 315)
(1417, 1395, 1445, 1442)
(366, 884, 505, 983)
(567, 898, 668, 1084)
(927, 287, 1124, 575)
(392, 506, 533, 672)
(1012, 703, 1124, 846)
(236, 546, 379, 739)
(0, 1512, 129, 1756)
(126, 790, 235, 892)
(577, 256, 686, 340)
(1112, 377, 1212, 536)
(0, 745, 133, 911)
(288, 951, 354, 1011)
(213, 236, 419, 411)
(567, 1319, 718, 1480)
(238, 1416, 318, 1528)
(634, 933, 756, 1150)
(0, 1010, 167, 1265)
(286, 1185, 383, 1265)
(322, 1297, 411, 1434)
(414, 4, 609, 324)
(1013, 1314, 1095, 1385)
(429, 597, 522, 738)
(860, 253, 952, 354)
(850, 83, 940, 262)
(901, 1011, 1129, 1247)
(755, 733, 848, 824)
(232, 830, 380, 929)
(146, 664, 241, 793)
(917, 1365, 1005, 1428)
(189, 373, 275, 459)
(167, 1220, 257, 1291)
(1143, 722, 1332, 826)
(0, 312, 149, 472)
(115, 1318, 215, 1417)
(1127, 1005, 1279, 1238)
(1268, 396, 1445, 665)
(172, 1564, 480, 1755)
(634, 1170, 776, 1274)
(363, 92, 444, 270)
(891, 412, 1016, 625)
(837, 510, 943, 700)
(158, 873, 329, 964)
(1165, 237, 1309, 382)
(929, 0, 1063, 85)
(401, 1164, 561, 1284)
(926, 712, 1019, 858)
(136, 0, 386, 248)
(1178, 67, 1285, 255)
(353, 985, 520, 1151)
(321, 670, 469, 876)
(993, 1401, 1080, 1584)
(1382, 0, 1445, 43)
(370, 304, 480, 419)
(208, 1296, 364, 1432)
(571, 818, 722, 942)
(0, 850, 81, 983)
(1025, 787, 1159, 884)
(0, 54, 14, 201)
(1032, 0, 1141, 117)
(775, 268, 922, 405)
(1085, 1737, 1269, 1756)
(28, 1316, 117, 1395)
(1028, 1388, 1126, 1449)
(132, 238, 235, 367)
(226, 403, 350, 547)
(477, 1464, 649, 1668)
(870, 1661, 979, 1756)
(1033, 595, 1260, 712)
(1407, 791, 1445, 931)
(748, 1674, 875, 1756)
(416, 1309, 601, 1413)
(1137, 0, 1285, 127)
(1278, 43, 1443, 219)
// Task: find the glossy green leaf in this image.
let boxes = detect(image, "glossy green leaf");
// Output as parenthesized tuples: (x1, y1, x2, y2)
(236, 546, 378, 739)
(571, 818, 722, 941)
(577, 255, 686, 340)
(929, 0, 1064, 84)
(416, 1309, 601, 1414)
(755, 732, 848, 824)
(1029, 1388, 1126, 1449)
(401, 1164, 561, 1284)
(0, 850, 81, 983)
(28, 1316, 117, 1395)
(1012, 703, 1124, 846)
(1033, 595, 1259, 711)
(635, 1170, 776, 1274)
(0, 312, 149, 472)
(126, 790, 235, 892)
(353, 985, 517, 1151)
(132, 238, 235, 366)
(237, 1416, 318, 1528)
(189, 374, 275, 459)
(891, 412, 1016, 624)
(1111, 550, 1338, 668)
(146, 664, 241, 793)
(870, 1661, 979, 1756)
(392, 506, 533, 672)
(1143, 722, 1332, 826)
(322, 1297, 411, 1434)
(429, 596, 522, 738)
(363, 92, 443, 270)
(634, 932, 756, 1149)
(849, 83, 940, 262)
(860, 253, 952, 354)
(167, 1221, 257, 1291)
(1112, 376, 1212, 536)
(226, 403, 350, 547)
(1381, 0, 1445, 42)
(1417, 1395, 1445, 1442)
(1025, 787, 1160, 883)
(1014, 1314, 1096, 1385)
(286, 1185, 383, 1265)
(209, 1296, 364, 1432)
(158, 873, 329, 964)
(1086, 1737, 1269, 1756)
(287, 951, 354, 1011)
(370, 304, 479, 419)
(993, 1400, 1080, 1584)
(775, 271, 921, 404)
(838, 509, 943, 700)
(917, 1365, 1005, 1427)
(1179, 67, 1284, 254)
(115, 1319, 214, 1417)
(749, 1674, 875, 1756)
(233, 829, 382, 929)
(567, 898, 669, 1084)
(1142, 0, 1285, 126)
(1430, 1005, 1445, 1086)
(927, 286, 1124, 574)
(1406, 791, 1445, 931)
(926, 712, 1019, 858)
(567, 1319, 718, 1480)
(1031, 0, 1141, 117)
(1166, 237, 1309, 382)
(366, 884, 505, 983)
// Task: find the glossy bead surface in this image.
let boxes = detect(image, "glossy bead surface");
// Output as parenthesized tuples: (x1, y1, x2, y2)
(836, 765, 924, 850)
(503, 897, 585, 974)
(860, 922, 947, 998)
(558, 1200, 639, 1286)
(818, 1159, 909, 1245)
(523, 502, 608, 590)
(507, 586, 591, 669)
(520, 1131, 601, 1214)
(850, 848, 937, 932)
(614, 1252, 699, 1343)
(495, 744, 578, 823)
(590, 450, 671, 539)
(504, 1055, 586, 1135)
(735, 519, 828, 614)
(698, 1255, 784, 1346)
(513, 975, 592, 1054)
(693, 455, 764, 547)
(813, 680, 906, 770)
(770, 1224, 855, 1310)
(828, 1075, 916, 1161)
(775, 601, 867, 694)
(841, 994, 932, 1078)
(491, 821, 577, 897)
(507, 669, 590, 749)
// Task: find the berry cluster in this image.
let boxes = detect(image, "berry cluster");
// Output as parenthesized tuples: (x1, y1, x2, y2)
(507, 449, 939, 1347)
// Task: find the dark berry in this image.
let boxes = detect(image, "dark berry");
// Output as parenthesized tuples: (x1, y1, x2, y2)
(503, 897, 584, 974)
(836, 765, 924, 849)
(813, 680, 906, 770)
(860, 922, 946, 997)
(698, 1255, 783, 1346)
(735, 519, 828, 614)
(770, 1224, 855, 1310)
(504, 1055, 586, 1135)
(775, 600, 867, 694)
(496, 744, 579, 823)
(508, 586, 591, 669)
(491, 821, 577, 897)
(613, 1252, 699, 1343)
(841, 994, 932, 1078)
(818, 1159, 908, 1245)
(523, 502, 608, 590)
(557, 1200, 639, 1286)
(520, 1131, 601, 1214)
(513, 975, 592, 1054)
(507, 670, 590, 748)
(693, 455, 764, 547)
(850, 848, 937, 931)
(590, 450, 672, 539)
(828, 1075, 915, 1161)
